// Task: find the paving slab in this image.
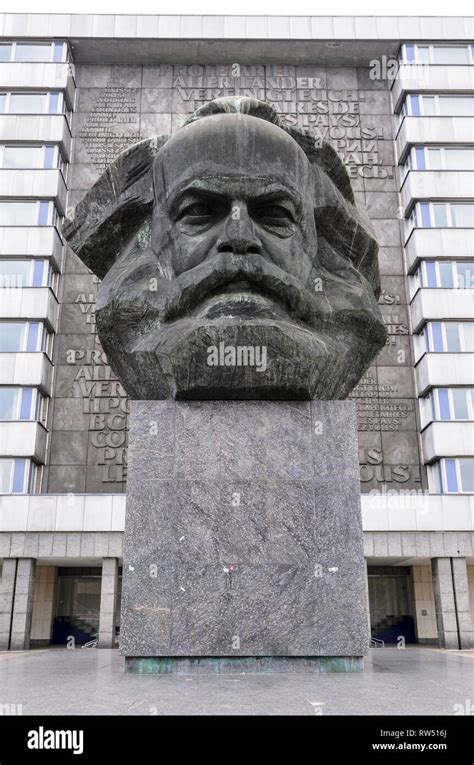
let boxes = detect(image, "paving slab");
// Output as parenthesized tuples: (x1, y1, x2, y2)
(0, 647, 473, 715)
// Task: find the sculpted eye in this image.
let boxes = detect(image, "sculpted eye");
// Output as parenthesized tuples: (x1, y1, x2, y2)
(179, 202, 214, 218)
(253, 204, 294, 226)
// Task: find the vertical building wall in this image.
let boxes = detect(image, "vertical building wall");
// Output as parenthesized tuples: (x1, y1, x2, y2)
(47, 61, 424, 495)
(393, 43, 474, 497)
(0, 41, 74, 496)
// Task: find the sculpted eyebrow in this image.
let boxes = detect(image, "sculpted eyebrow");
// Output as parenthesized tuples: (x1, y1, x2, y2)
(250, 190, 302, 220)
(251, 190, 298, 206)
(168, 188, 226, 218)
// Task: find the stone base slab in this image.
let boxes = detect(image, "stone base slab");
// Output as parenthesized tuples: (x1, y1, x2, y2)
(125, 656, 364, 674)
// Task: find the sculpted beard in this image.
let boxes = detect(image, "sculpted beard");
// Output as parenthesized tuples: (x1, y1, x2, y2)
(146, 251, 328, 329)
(96, 243, 330, 358)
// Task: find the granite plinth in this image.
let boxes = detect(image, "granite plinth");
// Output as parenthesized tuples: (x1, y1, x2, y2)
(120, 400, 369, 669)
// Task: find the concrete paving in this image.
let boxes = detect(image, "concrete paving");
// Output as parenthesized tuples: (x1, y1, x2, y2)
(0, 647, 472, 716)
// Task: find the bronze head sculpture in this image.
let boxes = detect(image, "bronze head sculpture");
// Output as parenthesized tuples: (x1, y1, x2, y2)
(64, 97, 386, 399)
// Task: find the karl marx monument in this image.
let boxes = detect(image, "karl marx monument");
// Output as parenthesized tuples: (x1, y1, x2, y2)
(65, 97, 386, 673)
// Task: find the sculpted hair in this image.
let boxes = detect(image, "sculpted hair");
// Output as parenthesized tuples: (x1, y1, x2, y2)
(64, 96, 380, 295)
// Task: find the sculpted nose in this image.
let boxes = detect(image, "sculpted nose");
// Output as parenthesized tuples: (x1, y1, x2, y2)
(217, 204, 262, 255)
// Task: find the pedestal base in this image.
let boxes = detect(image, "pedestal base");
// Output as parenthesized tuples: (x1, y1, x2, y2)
(121, 400, 369, 663)
(125, 656, 364, 674)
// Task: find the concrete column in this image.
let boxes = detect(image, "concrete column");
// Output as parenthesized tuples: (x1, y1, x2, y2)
(0, 559, 17, 650)
(31, 566, 58, 646)
(412, 565, 438, 644)
(431, 557, 472, 650)
(10, 558, 36, 651)
(452, 558, 473, 650)
(364, 559, 372, 643)
(98, 558, 118, 648)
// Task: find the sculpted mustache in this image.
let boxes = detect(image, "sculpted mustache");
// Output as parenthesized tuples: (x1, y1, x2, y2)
(157, 252, 329, 328)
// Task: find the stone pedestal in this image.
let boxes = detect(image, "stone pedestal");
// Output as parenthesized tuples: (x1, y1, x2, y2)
(120, 400, 369, 672)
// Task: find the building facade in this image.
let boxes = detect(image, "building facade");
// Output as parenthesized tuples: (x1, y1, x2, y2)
(0, 13, 473, 651)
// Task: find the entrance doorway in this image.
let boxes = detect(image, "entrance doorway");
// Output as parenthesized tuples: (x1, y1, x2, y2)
(52, 567, 101, 645)
(368, 566, 417, 644)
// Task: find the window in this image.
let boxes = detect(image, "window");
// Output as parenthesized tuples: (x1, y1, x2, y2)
(430, 388, 474, 421)
(0, 44, 12, 62)
(2, 145, 43, 168)
(0, 322, 27, 351)
(0, 387, 44, 421)
(44, 145, 56, 169)
(0, 201, 57, 226)
(401, 44, 473, 65)
(414, 46, 430, 64)
(404, 147, 474, 172)
(0, 92, 64, 115)
(10, 93, 48, 113)
(423, 322, 474, 353)
(0, 260, 54, 288)
(435, 458, 474, 493)
(53, 42, 67, 63)
(0, 458, 35, 494)
(0, 321, 52, 354)
(15, 44, 51, 62)
(452, 205, 474, 227)
(444, 148, 474, 170)
(432, 204, 448, 227)
(0, 144, 60, 169)
(0, 202, 37, 225)
(437, 97, 474, 116)
(0, 41, 68, 63)
(401, 94, 474, 117)
(417, 261, 474, 289)
(456, 262, 474, 289)
(409, 202, 474, 229)
(433, 46, 470, 64)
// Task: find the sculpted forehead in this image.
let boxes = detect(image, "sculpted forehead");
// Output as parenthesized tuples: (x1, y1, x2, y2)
(154, 113, 311, 201)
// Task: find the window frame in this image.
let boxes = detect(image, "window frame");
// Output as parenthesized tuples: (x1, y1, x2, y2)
(409, 201, 474, 229)
(423, 321, 474, 353)
(0, 320, 53, 355)
(0, 41, 67, 64)
(0, 143, 60, 170)
(0, 91, 65, 115)
(401, 93, 474, 117)
(417, 260, 474, 289)
(403, 146, 474, 173)
(430, 387, 474, 421)
(438, 458, 474, 494)
(0, 258, 55, 289)
(0, 386, 44, 422)
(0, 200, 58, 227)
(0, 457, 36, 494)
(400, 43, 474, 66)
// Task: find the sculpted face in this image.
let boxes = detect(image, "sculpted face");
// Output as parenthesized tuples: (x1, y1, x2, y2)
(65, 98, 386, 399)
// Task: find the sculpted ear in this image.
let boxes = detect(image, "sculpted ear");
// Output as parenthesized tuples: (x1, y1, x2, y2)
(63, 135, 169, 279)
